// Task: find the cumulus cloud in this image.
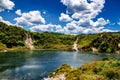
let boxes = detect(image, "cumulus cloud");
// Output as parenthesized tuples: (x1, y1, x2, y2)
(63, 18, 110, 34)
(57, 0, 114, 34)
(63, 21, 80, 34)
(30, 24, 64, 33)
(0, 16, 23, 27)
(9, 0, 114, 34)
(0, 0, 15, 12)
(59, 13, 72, 22)
(92, 18, 109, 27)
(15, 9, 22, 16)
(61, 0, 105, 19)
(14, 10, 45, 27)
(29, 16, 111, 34)
(0, 16, 12, 25)
(61, 0, 89, 13)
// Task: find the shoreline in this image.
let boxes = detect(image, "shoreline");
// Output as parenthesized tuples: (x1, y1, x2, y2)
(0, 47, 119, 55)
(0, 48, 74, 52)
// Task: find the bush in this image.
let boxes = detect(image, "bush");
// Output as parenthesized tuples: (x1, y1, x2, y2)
(0, 42, 7, 51)
(50, 60, 120, 80)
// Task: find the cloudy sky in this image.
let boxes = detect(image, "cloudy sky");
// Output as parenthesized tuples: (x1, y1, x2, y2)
(0, 0, 120, 34)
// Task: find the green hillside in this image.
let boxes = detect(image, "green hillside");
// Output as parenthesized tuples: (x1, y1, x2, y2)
(0, 22, 27, 50)
(77, 32, 120, 53)
(50, 60, 120, 80)
(0, 22, 75, 51)
(30, 32, 75, 50)
(0, 22, 120, 53)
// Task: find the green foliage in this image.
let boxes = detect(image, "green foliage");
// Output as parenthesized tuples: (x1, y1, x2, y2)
(0, 42, 7, 51)
(50, 64, 72, 77)
(0, 22, 26, 48)
(77, 34, 99, 51)
(0, 22, 75, 50)
(51, 60, 120, 80)
(30, 31, 75, 50)
(91, 33, 120, 53)
(0, 22, 120, 52)
(77, 32, 120, 53)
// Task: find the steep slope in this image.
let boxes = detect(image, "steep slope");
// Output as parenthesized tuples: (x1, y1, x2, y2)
(72, 37, 78, 51)
(24, 34, 34, 50)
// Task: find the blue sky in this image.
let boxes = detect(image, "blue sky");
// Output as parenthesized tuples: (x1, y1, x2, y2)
(0, 0, 120, 34)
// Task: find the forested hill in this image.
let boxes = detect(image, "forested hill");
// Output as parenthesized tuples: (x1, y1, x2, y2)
(0, 22, 120, 53)
(77, 32, 120, 53)
(0, 22, 27, 49)
(0, 22, 75, 51)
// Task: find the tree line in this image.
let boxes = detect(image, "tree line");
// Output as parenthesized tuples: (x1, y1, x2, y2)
(0, 22, 120, 53)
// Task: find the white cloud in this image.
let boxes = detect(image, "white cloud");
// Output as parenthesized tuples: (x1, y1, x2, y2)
(0, 0, 15, 12)
(61, 0, 89, 13)
(55, 25, 65, 33)
(2, 0, 113, 34)
(0, 16, 12, 25)
(61, 0, 105, 20)
(59, 13, 72, 22)
(63, 18, 110, 34)
(60, 0, 106, 22)
(30, 24, 65, 33)
(63, 21, 80, 34)
(0, 16, 23, 27)
(92, 18, 109, 27)
(15, 9, 22, 16)
(14, 10, 45, 27)
(30, 18, 111, 34)
(57, 0, 115, 34)
(30, 24, 55, 32)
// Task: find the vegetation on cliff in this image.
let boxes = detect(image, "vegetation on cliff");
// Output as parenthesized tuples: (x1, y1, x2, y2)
(50, 60, 120, 80)
(30, 32, 75, 50)
(77, 33, 120, 53)
(0, 22, 120, 53)
(0, 22, 75, 51)
(0, 22, 26, 48)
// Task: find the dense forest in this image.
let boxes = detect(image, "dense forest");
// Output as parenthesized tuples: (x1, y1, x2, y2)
(0, 22, 75, 51)
(0, 22, 120, 53)
(77, 32, 120, 53)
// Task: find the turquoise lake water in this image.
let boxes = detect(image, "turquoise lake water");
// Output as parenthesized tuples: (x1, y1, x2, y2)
(0, 50, 119, 80)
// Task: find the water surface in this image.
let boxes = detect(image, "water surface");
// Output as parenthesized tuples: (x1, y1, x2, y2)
(0, 50, 119, 80)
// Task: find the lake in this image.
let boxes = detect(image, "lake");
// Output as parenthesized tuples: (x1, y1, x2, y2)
(0, 50, 119, 80)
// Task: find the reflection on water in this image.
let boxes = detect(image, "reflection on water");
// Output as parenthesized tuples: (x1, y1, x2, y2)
(0, 50, 119, 80)
(0, 51, 26, 72)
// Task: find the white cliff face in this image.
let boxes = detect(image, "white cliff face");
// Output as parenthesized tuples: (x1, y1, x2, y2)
(72, 38, 78, 51)
(25, 34, 34, 50)
(118, 43, 120, 48)
(44, 73, 66, 80)
(92, 47, 98, 52)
